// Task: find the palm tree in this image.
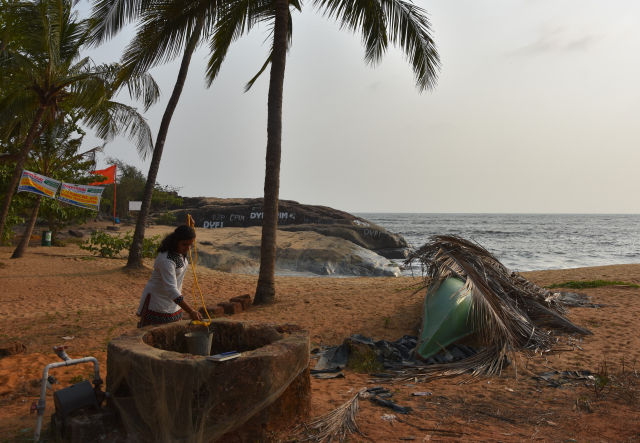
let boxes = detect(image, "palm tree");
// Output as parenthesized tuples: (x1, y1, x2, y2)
(89, 0, 440, 303)
(88, 6, 207, 269)
(0, 0, 158, 240)
(250, 0, 440, 303)
(89, 0, 285, 269)
(10, 114, 101, 258)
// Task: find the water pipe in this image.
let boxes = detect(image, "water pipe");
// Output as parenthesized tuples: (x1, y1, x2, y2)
(31, 346, 104, 442)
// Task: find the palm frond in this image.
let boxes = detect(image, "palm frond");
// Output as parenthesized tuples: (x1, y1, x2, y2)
(294, 388, 366, 442)
(311, 0, 439, 91)
(397, 236, 592, 382)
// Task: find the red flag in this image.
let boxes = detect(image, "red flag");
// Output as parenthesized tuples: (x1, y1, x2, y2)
(90, 165, 116, 185)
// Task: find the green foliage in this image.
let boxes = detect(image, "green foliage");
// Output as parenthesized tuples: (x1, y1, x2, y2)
(155, 211, 176, 226)
(79, 229, 162, 258)
(547, 280, 640, 290)
(79, 230, 129, 258)
(345, 342, 384, 374)
(151, 184, 183, 211)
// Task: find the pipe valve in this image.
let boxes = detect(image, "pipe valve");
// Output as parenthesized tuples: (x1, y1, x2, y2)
(53, 346, 70, 362)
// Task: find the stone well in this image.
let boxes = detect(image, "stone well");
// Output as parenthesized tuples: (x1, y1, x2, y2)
(106, 320, 310, 443)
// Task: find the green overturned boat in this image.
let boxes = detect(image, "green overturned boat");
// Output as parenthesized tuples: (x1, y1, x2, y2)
(414, 278, 478, 361)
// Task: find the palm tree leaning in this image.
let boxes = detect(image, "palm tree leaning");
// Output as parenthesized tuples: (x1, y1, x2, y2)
(88, 6, 206, 269)
(0, 0, 158, 240)
(88, 0, 283, 269)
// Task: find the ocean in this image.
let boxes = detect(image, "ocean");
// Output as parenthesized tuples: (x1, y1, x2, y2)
(354, 213, 640, 272)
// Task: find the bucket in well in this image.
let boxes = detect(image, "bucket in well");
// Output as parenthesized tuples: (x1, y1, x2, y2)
(184, 331, 213, 356)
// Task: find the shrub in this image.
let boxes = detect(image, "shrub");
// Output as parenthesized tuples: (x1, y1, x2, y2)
(155, 211, 176, 226)
(79, 230, 163, 259)
(79, 230, 129, 258)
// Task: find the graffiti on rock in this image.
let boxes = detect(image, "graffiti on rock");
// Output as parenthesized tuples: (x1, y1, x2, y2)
(204, 221, 224, 229)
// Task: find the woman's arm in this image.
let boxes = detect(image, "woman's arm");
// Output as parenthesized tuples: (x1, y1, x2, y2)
(176, 298, 203, 321)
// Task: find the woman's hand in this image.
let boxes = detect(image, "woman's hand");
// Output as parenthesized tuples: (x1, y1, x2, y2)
(189, 309, 203, 321)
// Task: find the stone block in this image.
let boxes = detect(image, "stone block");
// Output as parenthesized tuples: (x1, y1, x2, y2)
(199, 306, 224, 318)
(230, 296, 252, 310)
(218, 302, 242, 315)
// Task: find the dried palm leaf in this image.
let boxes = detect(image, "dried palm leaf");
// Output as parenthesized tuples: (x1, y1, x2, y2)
(399, 235, 593, 382)
(293, 388, 366, 443)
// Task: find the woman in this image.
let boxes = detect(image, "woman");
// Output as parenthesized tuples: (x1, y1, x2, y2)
(136, 225, 203, 327)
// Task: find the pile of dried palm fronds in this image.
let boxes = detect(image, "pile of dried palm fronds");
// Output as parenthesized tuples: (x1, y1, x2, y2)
(400, 235, 594, 382)
(293, 388, 366, 443)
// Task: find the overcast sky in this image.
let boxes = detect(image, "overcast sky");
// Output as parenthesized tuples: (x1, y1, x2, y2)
(79, 0, 640, 214)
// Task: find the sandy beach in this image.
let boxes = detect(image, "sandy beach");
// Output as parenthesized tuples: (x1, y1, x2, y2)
(1, 237, 639, 442)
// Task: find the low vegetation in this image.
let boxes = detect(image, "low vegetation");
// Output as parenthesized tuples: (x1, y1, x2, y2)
(547, 280, 640, 289)
(79, 230, 162, 258)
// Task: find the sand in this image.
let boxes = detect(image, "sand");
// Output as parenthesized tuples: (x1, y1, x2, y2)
(1, 238, 639, 442)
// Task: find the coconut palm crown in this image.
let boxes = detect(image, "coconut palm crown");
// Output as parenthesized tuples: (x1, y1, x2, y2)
(0, 0, 159, 240)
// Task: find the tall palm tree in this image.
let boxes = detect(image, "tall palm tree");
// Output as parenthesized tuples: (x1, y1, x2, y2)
(89, 0, 440, 303)
(10, 114, 101, 258)
(247, 0, 440, 303)
(0, 0, 158, 240)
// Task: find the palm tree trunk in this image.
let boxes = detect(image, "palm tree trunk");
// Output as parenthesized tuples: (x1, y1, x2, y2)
(254, 0, 289, 305)
(126, 16, 204, 269)
(0, 105, 47, 240)
(11, 194, 43, 259)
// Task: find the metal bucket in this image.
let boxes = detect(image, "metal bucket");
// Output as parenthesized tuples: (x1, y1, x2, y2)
(184, 331, 213, 356)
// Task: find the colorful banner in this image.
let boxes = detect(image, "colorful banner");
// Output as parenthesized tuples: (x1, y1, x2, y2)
(17, 170, 61, 199)
(58, 183, 105, 211)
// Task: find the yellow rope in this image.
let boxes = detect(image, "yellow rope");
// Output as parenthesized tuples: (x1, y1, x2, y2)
(187, 214, 211, 325)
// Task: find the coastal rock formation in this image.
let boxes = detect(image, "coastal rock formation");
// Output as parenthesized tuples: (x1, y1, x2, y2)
(192, 227, 403, 277)
(168, 197, 408, 252)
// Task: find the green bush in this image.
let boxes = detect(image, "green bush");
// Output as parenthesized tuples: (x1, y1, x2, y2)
(79, 230, 163, 259)
(155, 211, 176, 226)
(79, 230, 129, 258)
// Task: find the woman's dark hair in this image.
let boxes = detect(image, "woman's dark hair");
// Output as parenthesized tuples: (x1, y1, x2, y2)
(158, 225, 196, 253)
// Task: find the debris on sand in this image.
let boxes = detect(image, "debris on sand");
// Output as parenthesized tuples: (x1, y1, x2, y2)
(399, 235, 597, 381)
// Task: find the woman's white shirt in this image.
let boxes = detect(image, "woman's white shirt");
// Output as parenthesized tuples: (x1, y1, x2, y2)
(136, 251, 188, 315)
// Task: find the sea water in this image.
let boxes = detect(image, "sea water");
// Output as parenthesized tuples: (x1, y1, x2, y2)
(354, 213, 640, 272)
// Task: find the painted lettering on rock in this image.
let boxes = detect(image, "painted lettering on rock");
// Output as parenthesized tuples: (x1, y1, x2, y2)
(203, 221, 224, 229)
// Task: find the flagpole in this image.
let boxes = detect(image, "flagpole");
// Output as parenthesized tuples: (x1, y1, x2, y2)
(113, 166, 117, 226)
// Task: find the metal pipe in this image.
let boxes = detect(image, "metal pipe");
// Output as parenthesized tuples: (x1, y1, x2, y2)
(33, 355, 101, 441)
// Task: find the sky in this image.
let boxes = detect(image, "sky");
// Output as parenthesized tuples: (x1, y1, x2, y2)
(78, 0, 640, 214)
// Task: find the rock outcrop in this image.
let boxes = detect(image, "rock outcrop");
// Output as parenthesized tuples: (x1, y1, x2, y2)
(169, 197, 408, 252)
(191, 227, 403, 277)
